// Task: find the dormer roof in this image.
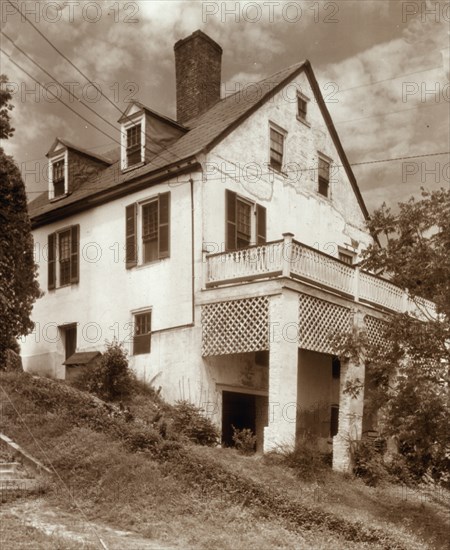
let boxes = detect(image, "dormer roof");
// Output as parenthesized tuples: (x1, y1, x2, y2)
(46, 138, 113, 165)
(117, 101, 187, 132)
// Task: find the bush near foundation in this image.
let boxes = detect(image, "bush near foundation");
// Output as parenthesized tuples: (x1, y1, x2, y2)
(232, 427, 257, 455)
(73, 340, 135, 401)
(171, 400, 219, 446)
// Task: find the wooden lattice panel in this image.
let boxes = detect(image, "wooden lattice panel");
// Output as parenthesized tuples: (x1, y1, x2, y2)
(201, 296, 269, 356)
(365, 315, 389, 350)
(298, 294, 352, 353)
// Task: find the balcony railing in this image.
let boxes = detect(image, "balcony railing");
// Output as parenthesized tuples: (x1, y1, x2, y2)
(205, 233, 437, 317)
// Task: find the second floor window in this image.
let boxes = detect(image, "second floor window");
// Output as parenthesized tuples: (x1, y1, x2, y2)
(48, 225, 79, 290)
(318, 157, 330, 197)
(53, 159, 65, 198)
(126, 124, 142, 167)
(125, 192, 170, 268)
(269, 127, 284, 171)
(226, 190, 266, 251)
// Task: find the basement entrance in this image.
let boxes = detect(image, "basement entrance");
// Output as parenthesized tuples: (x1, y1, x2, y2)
(221, 391, 256, 448)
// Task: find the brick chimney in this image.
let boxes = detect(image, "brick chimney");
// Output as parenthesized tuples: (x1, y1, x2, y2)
(174, 30, 222, 124)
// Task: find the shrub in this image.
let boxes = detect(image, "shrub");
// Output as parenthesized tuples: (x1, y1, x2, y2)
(73, 340, 135, 401)
(271, 443, 331, 481)
(171, 400, 219, 446)
(352, 439, 388, 486)
(232, 427, 256, 455)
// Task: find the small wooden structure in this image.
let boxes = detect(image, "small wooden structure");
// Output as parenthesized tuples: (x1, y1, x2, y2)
(63, 351, 102, 381)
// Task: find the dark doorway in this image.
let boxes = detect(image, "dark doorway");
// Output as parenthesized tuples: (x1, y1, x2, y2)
(61, 324, 77, 361)
(222, 391, 256, 447)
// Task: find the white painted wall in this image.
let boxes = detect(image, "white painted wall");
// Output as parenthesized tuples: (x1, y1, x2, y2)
(202, 70, 373, 257)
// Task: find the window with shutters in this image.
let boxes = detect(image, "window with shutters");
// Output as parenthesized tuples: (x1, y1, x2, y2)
(225, 190, 266, 251)
(318, 155, 331, 197)
(125, 192, 170, 268)
(47, 225, 80, 290)
(269, 126, 285, 171)
(133, 311, 151, 355)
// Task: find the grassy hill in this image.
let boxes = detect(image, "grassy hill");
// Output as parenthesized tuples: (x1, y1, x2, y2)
(0, 371, 448, 549)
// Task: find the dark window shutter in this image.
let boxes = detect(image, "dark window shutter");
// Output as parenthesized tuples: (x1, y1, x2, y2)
(70, 225, 80, 283)
(225, 190, 237, 251)
(158, 192, 170, 258)
(48, 233, 56, 290)
(256, 204, 266, 245)
(126, 203, 138, 268)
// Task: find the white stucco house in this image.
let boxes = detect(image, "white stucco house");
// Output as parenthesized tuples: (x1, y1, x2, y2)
(21, 30, 434, 470)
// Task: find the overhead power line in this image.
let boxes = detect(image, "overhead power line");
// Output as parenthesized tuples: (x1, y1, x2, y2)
(23, 150, 450, 194)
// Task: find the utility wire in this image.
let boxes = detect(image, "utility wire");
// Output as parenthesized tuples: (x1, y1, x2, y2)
(0, 47, 122, 146)
(3, 2, 182, 164)
(0, 45, 180, 163)
(23, 150, 450, 193)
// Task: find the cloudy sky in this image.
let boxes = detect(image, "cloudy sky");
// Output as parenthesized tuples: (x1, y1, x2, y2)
(1, 0, 449, 212)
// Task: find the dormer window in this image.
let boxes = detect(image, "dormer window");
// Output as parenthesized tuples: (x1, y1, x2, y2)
(127, 124, 142, 167)
(53, 159, 65, 197)
(120, 112, 145, 171)
(49, 150, 68, 200)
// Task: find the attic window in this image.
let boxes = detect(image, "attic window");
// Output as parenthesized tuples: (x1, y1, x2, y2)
(297, 93, 309, 123)
(127, 124, 142, 167)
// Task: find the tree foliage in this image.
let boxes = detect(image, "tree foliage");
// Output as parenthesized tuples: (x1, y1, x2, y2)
(0, 76, 40, 365)
(333, 189, 450, 483)
(0, 74, 15, 140)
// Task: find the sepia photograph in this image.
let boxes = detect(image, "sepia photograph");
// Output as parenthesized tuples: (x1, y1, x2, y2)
(0, 1, 449, 548)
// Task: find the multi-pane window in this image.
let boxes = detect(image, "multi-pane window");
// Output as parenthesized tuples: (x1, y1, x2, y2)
(318, 157, 330, 197)
(126, 124, 142, 167)
(53, 159, 65, 197)
(225, 190, 266, 251)
(142, 200, 158, 263)
(133, 311, 151, 355)
(269, 128, 284, 170)
(59, 230, 71, 286)
(338, 251, 354, 265)
(236, 199, 252, 249)
(125, 193, 170, 269)
(48, 226, 79, 290)
(297, 95, 308, 121)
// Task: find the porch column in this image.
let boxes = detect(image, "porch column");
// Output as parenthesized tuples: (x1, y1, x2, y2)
(333, 309, 366, 472)
(264, 288, 299, 452)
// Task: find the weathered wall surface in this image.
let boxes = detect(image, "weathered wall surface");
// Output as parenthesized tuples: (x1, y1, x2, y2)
(203, 69, 373, 257)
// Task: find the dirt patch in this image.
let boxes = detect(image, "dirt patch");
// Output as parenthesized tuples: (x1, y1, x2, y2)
(1, 499, 177, 549)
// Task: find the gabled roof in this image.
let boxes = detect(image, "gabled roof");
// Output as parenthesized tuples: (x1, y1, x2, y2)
(46, 138, 113, 165)
(29, 60, 370, 226)
(118, 101, 188, 132)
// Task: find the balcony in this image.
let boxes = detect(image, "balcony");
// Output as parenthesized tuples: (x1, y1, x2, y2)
(205, 233, 437, 318)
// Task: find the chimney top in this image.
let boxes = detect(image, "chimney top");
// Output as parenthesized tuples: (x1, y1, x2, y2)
(174, 30, 223, 124)
(174, 30, 222, 55)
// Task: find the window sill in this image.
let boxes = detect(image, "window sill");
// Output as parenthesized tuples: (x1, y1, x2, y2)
(122, 161, 145, 174)
(127, 258, 169, 271)
(296, 115, 311, 128)
(50, 192, 71, 203)
(268, 165, 289, 178)
(48, 282, 78, 291)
